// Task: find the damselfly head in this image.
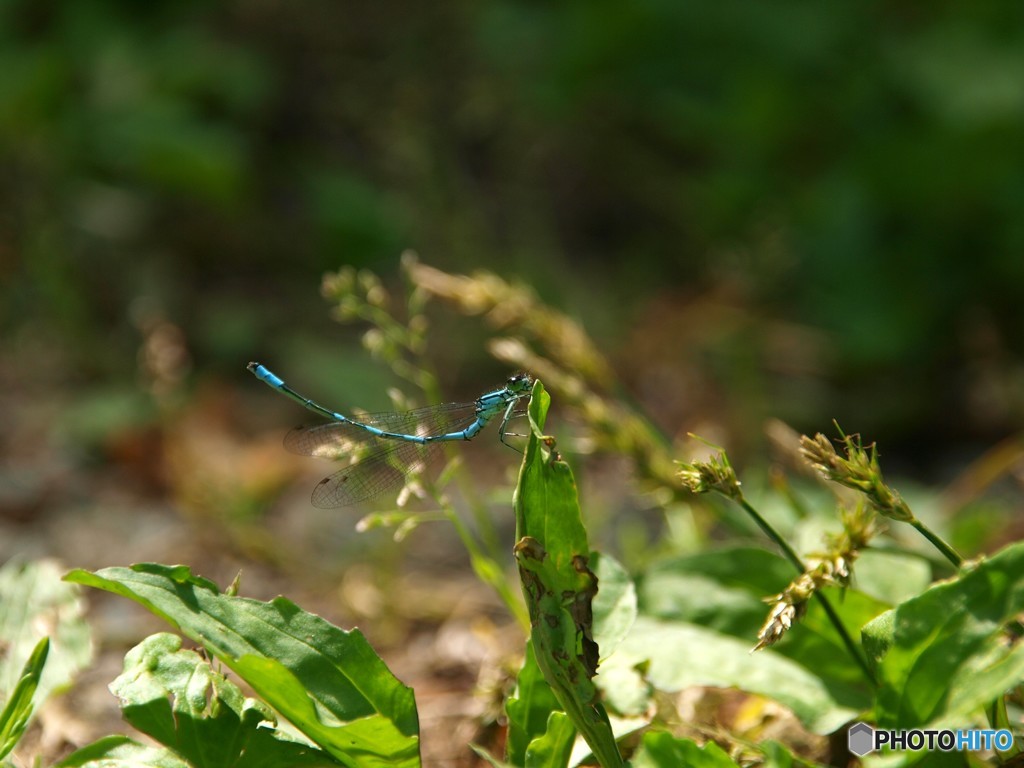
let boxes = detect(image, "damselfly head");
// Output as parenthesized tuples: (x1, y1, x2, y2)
(506, 373, 534, 394)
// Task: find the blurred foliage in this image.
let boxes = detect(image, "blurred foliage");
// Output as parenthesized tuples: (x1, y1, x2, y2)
(2, 0, 1024, 460)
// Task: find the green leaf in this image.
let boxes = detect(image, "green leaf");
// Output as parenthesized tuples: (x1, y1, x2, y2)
(589, 658, 651, 718)
(110, 633, 337, 767)
(57, 735, 190, 768)
(636, 547, 878, 707)
(0, 558, 92, 705)
(861, 609, 895, 673)
(854, 550, 932, 605)
(232, 654, 416, 764)
(0, 636, 48, 760)
(506, 641, 563, 766)
(636, 548, 793, 636)
(630, 731, 739, 768)
(512, 380, 621, 767)
(757, 740, 799, 768)
(65, 564, 420, 768)
(874, 540, 1024, 729)
(770, 588, 887, 694)
(597, 616, 858, 734)
(514, 381, 587, 556)
(590, 552, 637, 661)
(524, 712, 574, 768)
(469, 744, 513, 768)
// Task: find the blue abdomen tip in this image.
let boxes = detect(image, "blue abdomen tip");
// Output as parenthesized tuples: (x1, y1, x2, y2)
(248, 362, 284, 388)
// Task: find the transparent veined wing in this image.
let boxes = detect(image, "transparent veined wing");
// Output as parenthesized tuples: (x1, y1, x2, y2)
(344, 401, 483, 437)
(282, 403, 482, 508)
(282, 402, 482, 458)
(310, 438, 433, 508)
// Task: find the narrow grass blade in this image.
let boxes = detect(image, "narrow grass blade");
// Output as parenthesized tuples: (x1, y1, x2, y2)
(0, 636, 48, 760)
(0, 558, 91, 705)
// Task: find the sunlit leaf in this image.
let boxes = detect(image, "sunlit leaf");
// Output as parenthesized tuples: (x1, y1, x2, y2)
(590, 552, 637, 661)
(57, 735, 189, 768)
(597, 616, 858, 735)
(636, 547, 878, 707)
(524, 711, 574, 768)
(109, 633, 336, 767)
(872, 540, 1024, 729)
(854, 549, 932, 605)
(630, 731, 739, 768)
(636, 548, 793, 635)
(513, 380, 621, 767)
(65, 564, 420, 768)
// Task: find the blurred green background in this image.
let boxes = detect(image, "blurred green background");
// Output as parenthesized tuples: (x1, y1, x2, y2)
(3, 0, 1024, 484)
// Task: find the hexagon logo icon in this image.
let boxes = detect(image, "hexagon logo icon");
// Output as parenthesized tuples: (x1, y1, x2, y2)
(848, 722, 875, 756)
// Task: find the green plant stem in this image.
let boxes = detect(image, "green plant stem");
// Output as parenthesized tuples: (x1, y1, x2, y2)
(737, 496, 877, 686)
(811, 593, 877, 686)
(908, 519, 962, 568)
(406, 360, 517, 628)
(736, 497, 803, 573)
(450, 452, 505, 563)
(419, 370, 505, 567)
(442, 501, 530, 629)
